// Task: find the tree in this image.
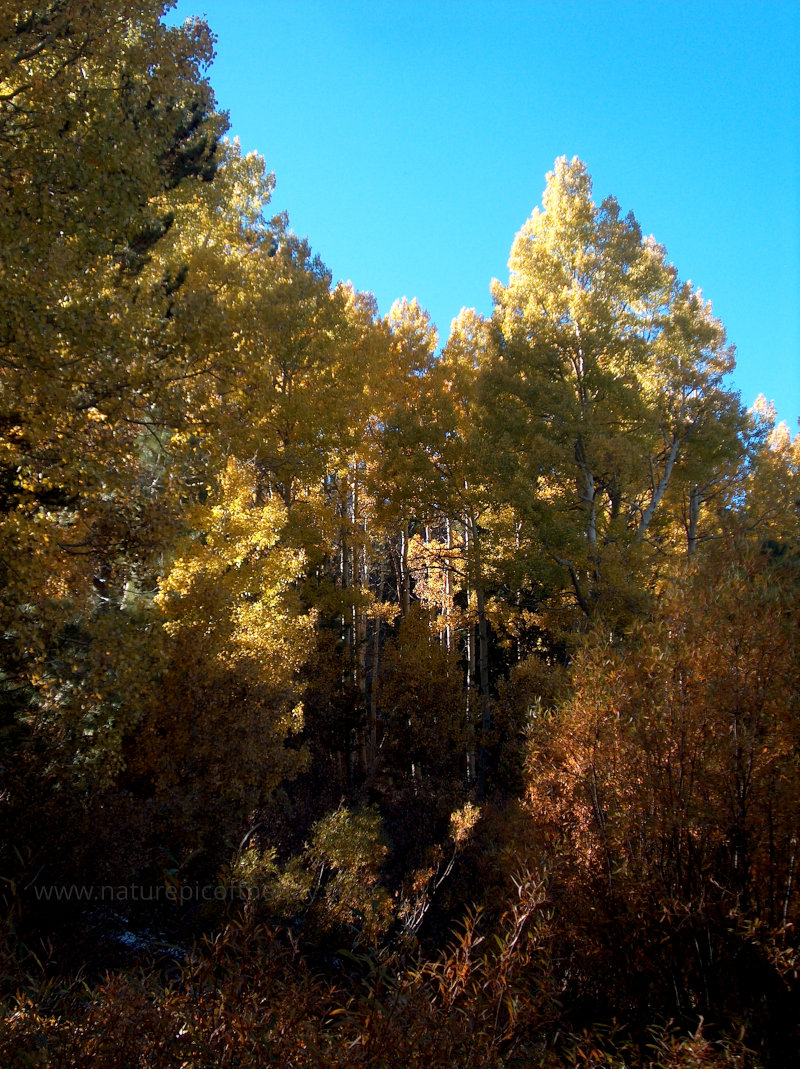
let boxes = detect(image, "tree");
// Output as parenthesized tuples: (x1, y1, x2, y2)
(375, 297, 440, 617)
(488, 157, 745, 630)
(122, 457, 312, 856)
(430, 309, 506, 793)
(0, 1, 246, 892)
(744, 396, 800, 545)
(0, 2, 224, 513)
(523, 538, 800, 1042)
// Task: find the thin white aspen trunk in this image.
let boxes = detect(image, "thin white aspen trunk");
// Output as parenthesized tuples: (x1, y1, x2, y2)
(445, 516, 452, 652)
(369, 569, 382, 768)
(464, 517, 475, 689)
(424, 524, 430, 592)
(469, 512, 492, 799)
(357, 512, 368, 687)
(350, 470, 367, 774)
(463, 514, 479, 785)
(400, 520, 411, 616)
(340, 479, 351, 646)
(686, 484, 701, 557)
(351, 470, 360, 672)
(581, 465, 597, 545)
(515, 520, 522, 662)
(636, 430, 680, 541)
(575, 435, 597, 545)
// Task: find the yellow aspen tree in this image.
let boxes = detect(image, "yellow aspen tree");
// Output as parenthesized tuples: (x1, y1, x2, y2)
(489, 156, 745, 629)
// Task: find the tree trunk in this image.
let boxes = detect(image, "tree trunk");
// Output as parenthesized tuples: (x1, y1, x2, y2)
(636, 429, 680, 541)
(469, 512, 492, 799)
(444, 516, 452, 651)
(686, 484, 701, 557)
(400, 520, 411, 616)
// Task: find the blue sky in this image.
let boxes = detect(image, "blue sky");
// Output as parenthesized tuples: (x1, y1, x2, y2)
(168, 0, 800, 430)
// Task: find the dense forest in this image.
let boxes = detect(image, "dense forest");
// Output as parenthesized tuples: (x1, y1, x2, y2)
(1, 4, 799, 1066)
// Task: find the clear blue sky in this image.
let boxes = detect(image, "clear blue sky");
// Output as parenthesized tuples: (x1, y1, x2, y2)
(167, 0, 800, 430)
